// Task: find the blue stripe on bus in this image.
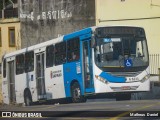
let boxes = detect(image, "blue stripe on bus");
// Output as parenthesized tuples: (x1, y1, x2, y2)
(63, 28, 92, 41)
(63, 62, 85, 97)
(99, 72, 126, 83)
(63, 28, 92, 97)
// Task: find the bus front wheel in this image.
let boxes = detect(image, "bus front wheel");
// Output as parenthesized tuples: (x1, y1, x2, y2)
(24, 90, 32, 106)
(71, 82, 86, 103)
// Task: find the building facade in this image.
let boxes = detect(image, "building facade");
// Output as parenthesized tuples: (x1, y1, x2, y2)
(0, 0, 21, 69)
(0, 0, 20, 103)
(96, 0, 160, 75)
(19, 0, 95, 48)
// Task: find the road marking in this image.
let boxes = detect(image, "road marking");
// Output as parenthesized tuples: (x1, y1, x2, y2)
(109, 102, 160, 120)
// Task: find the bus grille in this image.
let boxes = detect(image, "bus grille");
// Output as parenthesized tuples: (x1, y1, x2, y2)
(108, 71, 142, 77)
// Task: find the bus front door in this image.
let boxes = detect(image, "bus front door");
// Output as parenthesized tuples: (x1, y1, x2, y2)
(36, 53, 46, 100)
(82, 40, 94, 92)
(8, 61, 16, 104)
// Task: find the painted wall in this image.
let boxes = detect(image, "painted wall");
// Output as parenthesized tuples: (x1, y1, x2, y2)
(19, 0, 95, 48)
(0, 18, 21, 63)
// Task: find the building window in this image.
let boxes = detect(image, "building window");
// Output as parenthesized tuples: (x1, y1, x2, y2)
(0, 28, 1, 47)
(8, 27, 16, 47)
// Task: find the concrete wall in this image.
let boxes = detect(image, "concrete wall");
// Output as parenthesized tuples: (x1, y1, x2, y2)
(19, 0, 95, 48)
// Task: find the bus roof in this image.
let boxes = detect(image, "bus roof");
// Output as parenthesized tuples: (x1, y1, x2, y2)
(3, 36, 63, 59)
(63, 27, 92, 40)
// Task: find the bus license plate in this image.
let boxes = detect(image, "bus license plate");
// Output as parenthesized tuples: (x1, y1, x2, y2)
(121, 86, 131, 90)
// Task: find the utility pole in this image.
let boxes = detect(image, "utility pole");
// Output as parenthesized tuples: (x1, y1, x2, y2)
(2, 0, 5, 19)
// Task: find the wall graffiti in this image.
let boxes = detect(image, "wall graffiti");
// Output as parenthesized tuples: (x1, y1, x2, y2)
(20, 10, 72, 21)
(20, 0, 95, 48)
(19, 0, 88, 21)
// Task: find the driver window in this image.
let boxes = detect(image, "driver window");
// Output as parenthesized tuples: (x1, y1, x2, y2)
(136, 41, 143, 57)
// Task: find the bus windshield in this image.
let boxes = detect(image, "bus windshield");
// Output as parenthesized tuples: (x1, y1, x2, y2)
(94, 35, 149, 72)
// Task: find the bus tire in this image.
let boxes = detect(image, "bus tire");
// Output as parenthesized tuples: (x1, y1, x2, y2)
(71, 82, 86, 103)
(24, 90, 32, 106)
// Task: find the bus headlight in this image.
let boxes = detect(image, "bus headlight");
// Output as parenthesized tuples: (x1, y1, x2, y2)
(140, 74, 150, 83)
(95, 75, 108, 84)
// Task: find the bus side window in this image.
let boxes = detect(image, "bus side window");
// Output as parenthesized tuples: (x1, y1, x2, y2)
(55, 41, 66, 65)
(16, 54, 24, 75)
(25, 51, 34, 73)
(46, 45, 55, 68)
(3, 59, 6, 78)
(67, 37, 80, 62)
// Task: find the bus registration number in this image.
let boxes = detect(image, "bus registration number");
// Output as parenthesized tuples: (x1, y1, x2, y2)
(127, 77, 139, 82)
(121, 86, 131, 90)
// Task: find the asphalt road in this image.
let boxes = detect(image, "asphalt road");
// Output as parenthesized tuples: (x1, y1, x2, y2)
(0, 99, 160, 120)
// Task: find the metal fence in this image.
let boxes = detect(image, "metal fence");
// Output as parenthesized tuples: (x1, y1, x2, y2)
(0, 8, 18, 19)
(149, 54, 160, 75)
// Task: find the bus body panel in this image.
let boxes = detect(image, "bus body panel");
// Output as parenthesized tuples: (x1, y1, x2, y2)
(63, 61, 84, 97)
(63, 28, 93, 97)
(2, 77, 9, 104)
(2, 57, 16, 104)
(15, 74, 27, 103)
(45, 65, 66, 99)
(93, 59, 150, 93)
(26, 71, 38, 102)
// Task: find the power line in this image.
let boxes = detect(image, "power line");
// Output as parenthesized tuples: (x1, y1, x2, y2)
(99, 17, 160, 23)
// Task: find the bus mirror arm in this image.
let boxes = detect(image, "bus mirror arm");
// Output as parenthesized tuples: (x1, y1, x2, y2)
(91, 42, 96, 48)
(91, 37, 96, 48)
(97, 54, 101, 62)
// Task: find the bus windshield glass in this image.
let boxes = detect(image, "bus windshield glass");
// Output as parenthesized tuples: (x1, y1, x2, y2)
(94, 27, 149, 72)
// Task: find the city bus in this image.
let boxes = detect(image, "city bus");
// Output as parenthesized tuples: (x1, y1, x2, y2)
(2, 26, 150, 106)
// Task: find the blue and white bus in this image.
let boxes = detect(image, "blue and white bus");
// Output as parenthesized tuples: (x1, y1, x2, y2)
(2, 26, 150, 105)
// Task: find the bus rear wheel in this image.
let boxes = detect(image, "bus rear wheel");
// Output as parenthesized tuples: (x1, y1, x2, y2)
(24, 90, 32, 106)
(71, 82, 86, 103)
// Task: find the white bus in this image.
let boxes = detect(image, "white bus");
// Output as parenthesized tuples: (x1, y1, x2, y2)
(2, 26, 150, 105)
